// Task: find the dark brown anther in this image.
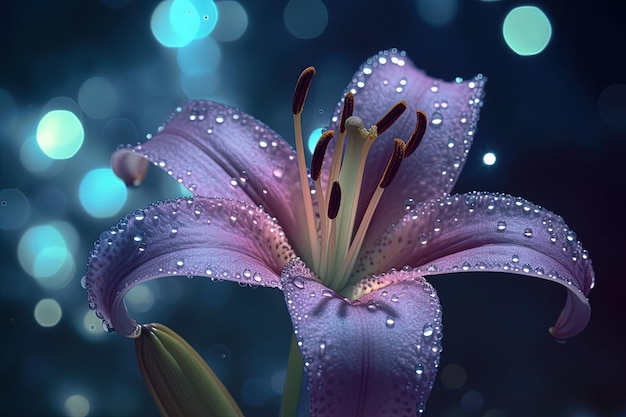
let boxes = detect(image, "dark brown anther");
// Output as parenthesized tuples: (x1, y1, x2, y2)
(327, 181, 342, 219)
(339, 92, 354, 133)
(379, 139, 406, 189)
(292, 67, 316, 115)
(374, 101, 407, 136)
(404, 110, 427, 158)
(310, 130, 335, 181)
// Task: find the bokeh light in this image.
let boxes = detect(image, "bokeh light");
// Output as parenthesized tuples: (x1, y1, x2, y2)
(125, 284, 156, 313)
(36, 110, 84, 160)
(177, 36, 222, 75)
(78, 168, 128, 218)
(502, 6, 552, 56)
(460, 390, 484, 412)
(20, 135, 55, 173)
(80, 310, 106, 339)
(307, 127, 324, 154)
(150, 0, 218, 48)
(64, 394, 90, 417)
(189, 0, 219, 39)
(180, 71, 221, 99)
(283, 0, 328, 40)
(34, 298, 63, 327)
(416, 0, 458, 27)
(440, 363, 468, 389)
(597, 84, 626, 127)
(0, 188, 31, 231)
(482, 151, 496, 165)
(77, 76, 118, 119)
(212, 1, 248, 42)
(18, 224, 75, 289)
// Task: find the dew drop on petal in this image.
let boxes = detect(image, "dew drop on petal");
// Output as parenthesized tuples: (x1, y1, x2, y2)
(524, 228, 533, 237)
(293, 278, 305, 289)
(497, 220, 507, 231)
(385, 316, 395, 328)
(430, 111, 443, 127)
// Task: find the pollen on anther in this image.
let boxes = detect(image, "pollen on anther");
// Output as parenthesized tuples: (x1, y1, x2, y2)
(380, 139, 406, 188)
(292, 67, 316, 115)
(327, 181, 342, 219)
(375, 101, 408, 135)
(340, 92, 354, 133)
(311, 130, 334, 181)
(405, 110, 428, 158)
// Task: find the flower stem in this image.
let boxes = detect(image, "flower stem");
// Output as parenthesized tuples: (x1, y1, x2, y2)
(280, 334, 304, 417)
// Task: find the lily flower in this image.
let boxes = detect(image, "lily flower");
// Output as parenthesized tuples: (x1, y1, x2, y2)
(84, 49, 594, 416)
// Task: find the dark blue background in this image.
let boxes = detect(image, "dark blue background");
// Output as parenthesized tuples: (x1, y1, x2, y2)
(1, 1, 624, 416)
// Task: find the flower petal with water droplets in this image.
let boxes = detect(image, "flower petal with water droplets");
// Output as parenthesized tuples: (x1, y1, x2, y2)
(282, 259, 442, 417)
(325, 49, 486, 247)
(111, 100, 310, 257)
(85, 197, 294, 337)
(355, 191, 594, 339)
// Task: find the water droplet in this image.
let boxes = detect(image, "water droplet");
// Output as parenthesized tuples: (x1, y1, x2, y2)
(321, 289, 333, 297)
(461, 262, 471, 270)
(170, 228, 178, 237)
(176, 260, 184, 268)
(319, 341, 326, 356)
(497, 220, 507, 231)
(524, 228, 533, 237)
(133, 233, 143, 242)
(430, 83, 439, 93)
(422, 323, 434, 337)
(430, 112, 443, 127)
(272, 167, 284, 179)
(253, 272, 262, 282)
(385, 316, 395, 328)
(417, 402, 426, 414)
(243, 269, 252, 279)
(293, 278, 305, 289)
(215, 115, 225, 124)
(511, 254, 519, 263)
(133, 209, 146, 221)
(80, 275, 87, 289)
(415, 363, 424, 375)
(404, 198, 416, 211)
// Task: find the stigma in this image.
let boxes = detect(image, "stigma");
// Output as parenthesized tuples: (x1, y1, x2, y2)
(291, 67, 427, 294)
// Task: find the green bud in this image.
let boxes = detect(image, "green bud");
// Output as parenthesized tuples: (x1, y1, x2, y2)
(135, 323, 244, 417)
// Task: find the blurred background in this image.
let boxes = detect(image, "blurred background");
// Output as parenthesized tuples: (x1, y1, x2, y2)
(1, 0, 624, 416)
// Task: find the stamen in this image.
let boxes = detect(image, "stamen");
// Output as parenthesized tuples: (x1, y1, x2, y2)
(335, 139, 406, 290)
(404, 110, 428, 158)
(292, 66, 319, 267)
(379, 138, 406, 188)
(292, 67, 316, 115)
(327, 181, 341, 219)
(310, 130, 334, 181)
(374, 100, 407, 136)
(340, 92, 354, 134)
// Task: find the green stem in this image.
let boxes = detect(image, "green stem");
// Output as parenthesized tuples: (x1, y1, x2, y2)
(280, 335, 304, 417)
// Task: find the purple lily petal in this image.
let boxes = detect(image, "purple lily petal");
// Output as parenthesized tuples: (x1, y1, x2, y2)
(354, 191, 594, 339)
(325, 49, 485, 246)
(84, 196, 294, 337)
(282, 259, 442, 417)
(111, 101, 311, 257)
